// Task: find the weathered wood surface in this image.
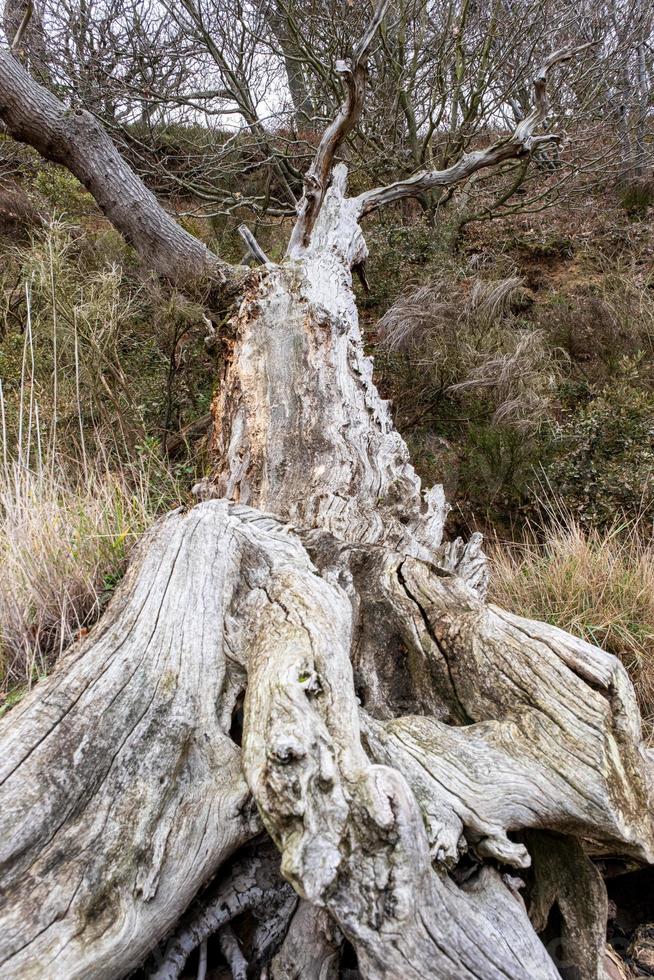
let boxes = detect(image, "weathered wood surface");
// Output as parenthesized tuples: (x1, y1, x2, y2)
(212, 166, 449, 566)
(1, 495, 652, 977)
(0, 10, 651, 977)
(1, 168, 653, 980)
(0, 505, 258, 978)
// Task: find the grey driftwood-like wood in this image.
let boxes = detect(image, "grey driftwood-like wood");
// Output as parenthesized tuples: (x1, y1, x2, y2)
(285, 0, 390, 258)
(0, 49, 238, 287)
(525, 832, 610, 980)
(147, 839, 296, 980)
(269, 900, 342, 979)
(0, 504, 259, 978)
(211, 164, 450, 565)
(0, 7, 652, 980)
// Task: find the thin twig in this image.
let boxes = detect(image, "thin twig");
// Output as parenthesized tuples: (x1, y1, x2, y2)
(238, 223, 270, 265)
(11, 1, 33, 54)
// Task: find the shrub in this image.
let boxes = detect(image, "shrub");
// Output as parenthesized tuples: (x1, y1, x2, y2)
(489, 513, 654, 742)
(0, 220, 153, 458)
(378, 271, 559, 422)
(33, 166, 94, 215)
(0, 178, 42, 238)
(361, 211, 459, 309)
(543, 383, 654, 529)
(619, 178, 654, 219)
(537, 272, 654, 375)
(374, 270, 561, 527)
(0, 219, 217, 468)
(458, 422, 553, 526)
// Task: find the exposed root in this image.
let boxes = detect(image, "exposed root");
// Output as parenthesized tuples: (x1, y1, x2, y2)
(148, 840, 295, 980)
(0, 500, 652, 979)
(196, 941, 207, 980)
(269, 901, 342, 979)
(526, 831, 609, 979)
(0, 505, 259, 979)
(217, 925, 248, 980)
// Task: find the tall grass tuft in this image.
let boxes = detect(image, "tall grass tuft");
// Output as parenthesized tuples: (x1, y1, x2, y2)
(0, 280, 182, 706)
(0, 458, 173, 696)
(489, 509, 654, 741)
(377, 272, 561, 432)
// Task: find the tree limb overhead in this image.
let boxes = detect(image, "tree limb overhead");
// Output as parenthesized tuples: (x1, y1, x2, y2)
(0, 48, 240, 288)
(285, 0, 390, 257)
(355, 43, 596, 215)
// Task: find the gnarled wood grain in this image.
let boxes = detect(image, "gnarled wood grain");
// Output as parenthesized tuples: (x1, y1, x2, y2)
(0, 10, 650, 978)
(0, 504, 257, 978)
(212, 168, 449, 565)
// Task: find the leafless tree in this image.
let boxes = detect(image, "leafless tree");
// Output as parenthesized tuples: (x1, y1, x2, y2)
(0, 3, 653, 979)
(18, 0, 651, 229)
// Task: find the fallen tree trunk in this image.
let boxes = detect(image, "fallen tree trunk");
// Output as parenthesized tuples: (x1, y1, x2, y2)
(0, 8, 652, 978)
(1, 169, 653, 979)
(0, 49, 237, 288)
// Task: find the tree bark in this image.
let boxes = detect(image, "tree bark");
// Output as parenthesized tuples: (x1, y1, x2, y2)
(0, 20, 652, 980)
(263, 2, 317, 133)
(1, 166, 652, 980)
(0, 49, 238, 288)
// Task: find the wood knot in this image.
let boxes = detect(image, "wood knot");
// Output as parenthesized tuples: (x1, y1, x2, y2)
(298, 670, 322, 697)
(270, 736, 307, 765)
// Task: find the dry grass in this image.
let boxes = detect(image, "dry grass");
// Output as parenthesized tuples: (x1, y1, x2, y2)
(377, 272, 561, 431)
(377, 274, 527, 351)
(448, 329, 559, 430)
(465, 276, 526, 329)
(0, 220, 174, 462)
(0, 267, 183, 707)
(377, 278, 454, 351)
(489, 511, 654, 741)
(0, 456, 173, 699)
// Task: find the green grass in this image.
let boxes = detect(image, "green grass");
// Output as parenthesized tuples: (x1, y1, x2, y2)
(0, 233, 186, 702)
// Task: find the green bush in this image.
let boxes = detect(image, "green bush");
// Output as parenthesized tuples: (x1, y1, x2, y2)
(0, 220, 216, 468)
(33, 166, 94, 214)
(543, 384, 654, 528)
(362, 212, 460, 310)
(371, 268, 561, 528)
(459, 422, 552, 525)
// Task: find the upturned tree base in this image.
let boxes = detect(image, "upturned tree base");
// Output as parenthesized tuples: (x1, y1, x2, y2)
(0, 12, 651, 977)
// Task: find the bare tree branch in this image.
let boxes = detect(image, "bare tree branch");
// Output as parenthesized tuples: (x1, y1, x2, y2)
(238, 223, 270, 265)
(355, 43, 596, 216)
(149, 841, 294, 980)
(285, 0, 390, 257)
(0, 47, 240, 289)
(10, 0, 32, 53)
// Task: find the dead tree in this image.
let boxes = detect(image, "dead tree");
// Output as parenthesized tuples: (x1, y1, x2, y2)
(0, 4, 652, 978)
